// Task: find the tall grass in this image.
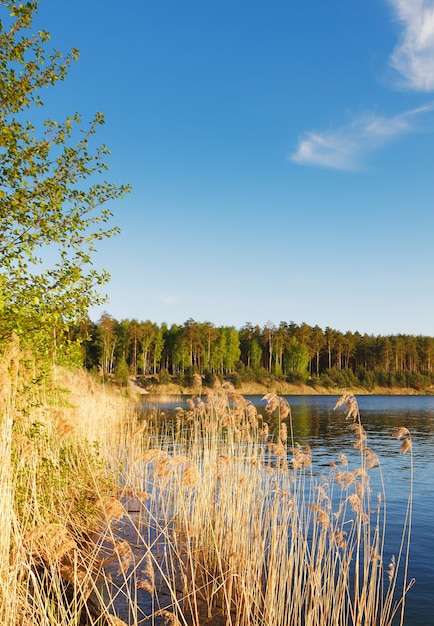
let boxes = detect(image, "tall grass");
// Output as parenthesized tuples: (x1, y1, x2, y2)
(0, 339, 413, 625)
(0, 340, 135, 625)
(118, 387, 413, 626)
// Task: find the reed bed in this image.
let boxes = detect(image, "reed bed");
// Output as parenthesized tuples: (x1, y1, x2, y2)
(0, 338, 413, 625)
(0, 340, 135, 625)
(117, 387, 413, 626)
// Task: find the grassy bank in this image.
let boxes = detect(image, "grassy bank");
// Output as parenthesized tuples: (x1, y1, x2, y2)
(0, 341, 137, 625)
(1, 341, 414, 625)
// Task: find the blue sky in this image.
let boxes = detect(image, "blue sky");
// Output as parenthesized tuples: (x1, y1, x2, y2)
(33, 0, 434, 335)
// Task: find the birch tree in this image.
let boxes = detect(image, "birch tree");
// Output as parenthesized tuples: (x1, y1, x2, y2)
(0, 1, 129, 353)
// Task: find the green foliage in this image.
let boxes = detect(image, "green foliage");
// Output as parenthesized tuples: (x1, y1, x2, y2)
(222, 326, 241, 372)
(286, 370, 307, 384)
(74, 315, 434, 392)
(408, 371, 431, 390)
(182, 366, 196, 387)
(233, 363, 251, 382)
(227, 371, 242, 388)
(317, 367, 360, 389)
(158, 367, 171, 384)
(250, 339, 263, 370)
(114, 355, 129, 386)
(203, 369, 222, 387)
(0, 1, 130, 358)
(284, 336, 309, 379)
(174, 370, 186, 386)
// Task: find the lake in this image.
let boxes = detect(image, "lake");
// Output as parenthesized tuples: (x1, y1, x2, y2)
(141, 394, 434, 626)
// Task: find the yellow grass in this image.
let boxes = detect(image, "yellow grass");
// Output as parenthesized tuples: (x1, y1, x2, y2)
(0, 339, 414, 625)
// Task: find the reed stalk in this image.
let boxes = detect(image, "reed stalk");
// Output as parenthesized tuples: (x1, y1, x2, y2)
(0, 343, 413, 625)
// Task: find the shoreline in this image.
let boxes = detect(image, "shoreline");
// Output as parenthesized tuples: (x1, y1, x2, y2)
(128, 377, 431, 398)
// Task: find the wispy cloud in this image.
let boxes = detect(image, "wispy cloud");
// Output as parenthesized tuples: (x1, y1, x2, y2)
(388, 0, 434, 91)
(291, 103, 434, 170)
(292, 1, 434, 170)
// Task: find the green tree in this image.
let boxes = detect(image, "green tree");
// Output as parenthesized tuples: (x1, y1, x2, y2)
(250, 338, 263, 371)
(324, 327, 334, 369)
(182, 318, 203, 369)
(239, 323, 262, 369)
(128, 319, 140, 374)
(311, 325, 325, 376)
(223, 326, 240, 372)
(114, 355, 130, 387)
(274, 323, 287, 374)
(152, 324, 166, 374)
(116, 319, 132, 361)
(167, 323, 189, 375)
(97, 312, 118, 374)
(0, 1, 129, 354)
(137, 320, 158, 375)
(71, 316, 100, 369)
(284, 336, 309, 379)
(261, 322, 276, 372)
(201, 321, 219, 371)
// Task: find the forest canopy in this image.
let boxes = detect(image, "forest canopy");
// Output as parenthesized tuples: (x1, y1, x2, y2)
(75, 315, 434, 392)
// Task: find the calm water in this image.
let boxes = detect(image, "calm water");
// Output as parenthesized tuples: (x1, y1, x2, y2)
(142, 394, 434, 626)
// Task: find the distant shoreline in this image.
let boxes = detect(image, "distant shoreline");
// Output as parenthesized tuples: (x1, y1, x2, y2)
(128, 378, 431, 397)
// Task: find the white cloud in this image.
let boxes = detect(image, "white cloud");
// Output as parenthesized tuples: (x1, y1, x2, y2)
(291, 128, 361, 171)
(388, 0, 434, 91)
(291, 103, 434, 170)
(291, 2, 434, 170)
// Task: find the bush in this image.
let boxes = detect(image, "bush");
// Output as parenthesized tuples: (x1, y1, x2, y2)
(408, 371, 431, 391)
(286, 371, 307, 384)
(241, 366, 259, 382)
(318, 368, 359, 388)
(227, 371, 243, 389)
(394, 371, 407, 388)
(203, 370, 222, 387)
(114, 357, 129, 386)
(159, 368, 171, 384)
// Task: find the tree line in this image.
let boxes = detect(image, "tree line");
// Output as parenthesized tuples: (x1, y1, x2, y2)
(73, 315, 434, 391)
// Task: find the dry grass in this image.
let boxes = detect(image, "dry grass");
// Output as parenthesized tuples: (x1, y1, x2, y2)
(0, 340, 135, 625)
(0, 339, 414, 625)
(110, 387, 414, 626)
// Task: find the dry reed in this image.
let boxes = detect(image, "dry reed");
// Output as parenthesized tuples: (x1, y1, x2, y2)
(0, 340, 414, 626)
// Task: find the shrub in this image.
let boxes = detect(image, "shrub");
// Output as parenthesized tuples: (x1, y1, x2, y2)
(226, 371, 243, 388)
(114, 356, 130, 386)
(286, 371, 307, 384)
(159, 368, 171, 384)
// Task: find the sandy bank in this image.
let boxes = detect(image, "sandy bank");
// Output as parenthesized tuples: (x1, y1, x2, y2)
(128, 377, 429, 398)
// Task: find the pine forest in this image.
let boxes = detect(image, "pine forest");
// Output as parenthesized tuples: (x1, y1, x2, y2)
(75, 314, 434, 391)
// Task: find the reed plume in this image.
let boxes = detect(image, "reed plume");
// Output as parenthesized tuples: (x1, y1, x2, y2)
(393, 426, 413, 454)
(137, 553, 155, 593)
(2, 360, 415, 626)
(334, 391, 360, 421)
(155, 609, 182, 625)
